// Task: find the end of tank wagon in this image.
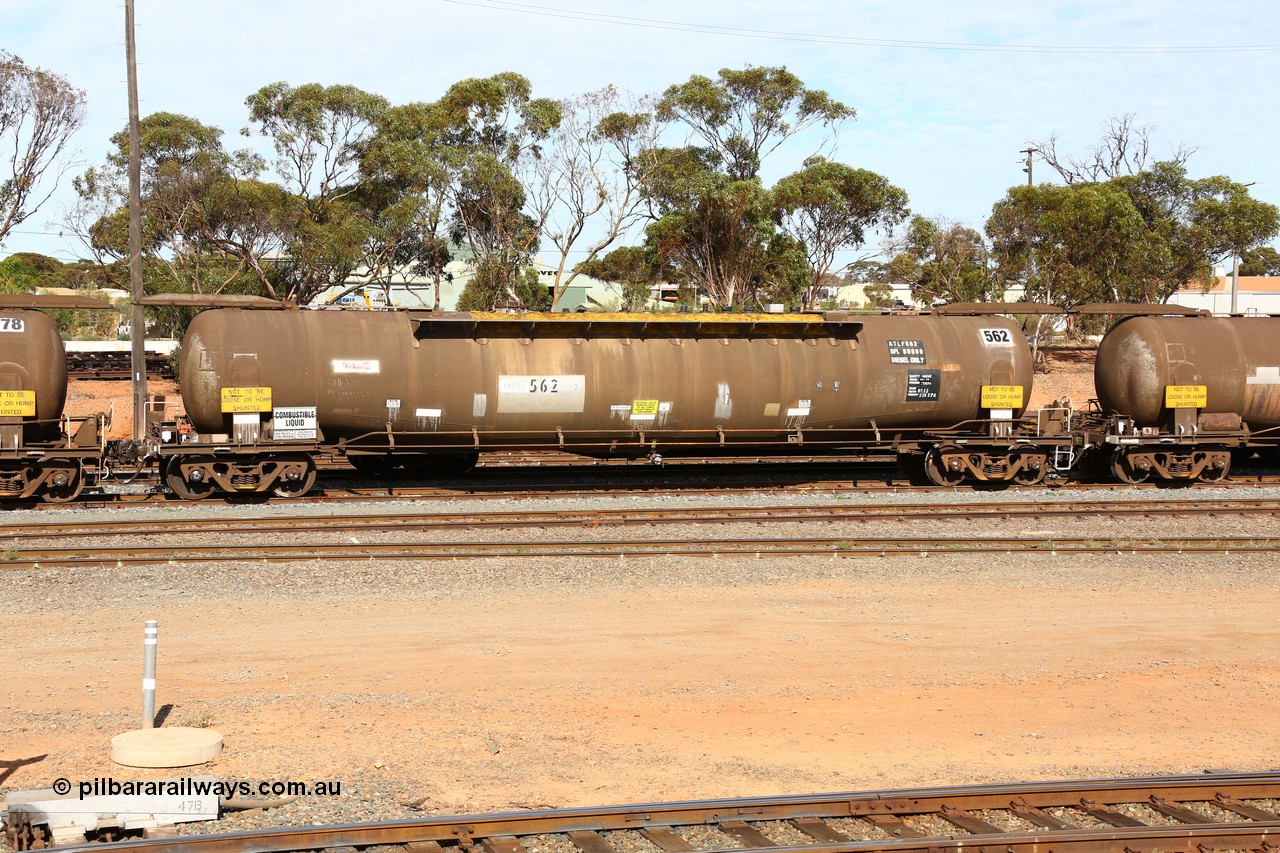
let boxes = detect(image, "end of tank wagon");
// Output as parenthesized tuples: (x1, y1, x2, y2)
(0, 301, 112, 503)
(1087, 311, 1271, 484)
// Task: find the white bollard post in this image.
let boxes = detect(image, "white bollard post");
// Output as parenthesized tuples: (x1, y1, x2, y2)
(142, 620, 158, 728)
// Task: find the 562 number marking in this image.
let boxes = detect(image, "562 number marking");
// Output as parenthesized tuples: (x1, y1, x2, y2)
(528, 378, 560, 393)
(980, 328, 1012, 345)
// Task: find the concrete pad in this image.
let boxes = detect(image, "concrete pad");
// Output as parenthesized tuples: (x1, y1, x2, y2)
(111, 727, 223, 768)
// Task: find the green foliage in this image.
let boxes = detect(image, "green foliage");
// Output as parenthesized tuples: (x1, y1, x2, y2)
(753, 233, 810, 309)
(574, 245, 662, 311)
(773, 157, 910, 307)
(0, 252, 124, 337)
(644, 172, 774, 310)
(988, 182, 1148, 307)
(862, 281, 895, 309)
(75, 111, 283, 301)
(456, 252, 549, 311)
(887, 216, 1003, 306)
(657, 66, 854, 181)
(987, 163, 1279, 306)
(0, 252, 64, 292)
(642, 67, 857, 310)
(1241, 247, 1280, 276)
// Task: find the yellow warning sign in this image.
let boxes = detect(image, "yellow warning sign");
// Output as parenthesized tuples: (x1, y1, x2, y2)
(1165, 385, 1207, 409)
(631, 399, 660, 417)
(0, 389, 35, 417)
(980, 385, 1024, 409)
(221, 386, 272, 413)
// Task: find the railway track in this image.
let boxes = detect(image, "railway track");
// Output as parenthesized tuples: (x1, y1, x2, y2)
(35, 772, 1280, 853)
(4, 534, 1277, 568)
(7, 497, 1280, 539)
(3, 497, 1280, 567)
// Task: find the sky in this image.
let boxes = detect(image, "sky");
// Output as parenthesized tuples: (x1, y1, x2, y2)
(3, 0, 1279, 266)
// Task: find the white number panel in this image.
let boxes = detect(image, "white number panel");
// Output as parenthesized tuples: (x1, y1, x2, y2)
(497, 375, 586, 414)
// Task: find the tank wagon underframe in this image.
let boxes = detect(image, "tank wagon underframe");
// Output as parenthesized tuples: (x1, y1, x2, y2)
(0, 414, 108, 502)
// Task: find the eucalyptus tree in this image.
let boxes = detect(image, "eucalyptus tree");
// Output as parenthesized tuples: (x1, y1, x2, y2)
(432, 73, 561, 310)
(72, 111, 288, 297)
(656, 65, 854, 182)
(989, 162, 1278, 308)
(573, 244, 665, 311)
(643, 66, 855, 309)
(0, 50, 86, 249)
(987, 182, 1150, 308)
(642, 146, 775, 310)
(772, 156, 909, 308)
(884, 216, 1003, 307)
(1241, 247, 1280, 276)
(529, 86, 666, 310)
(359, 101, 458, 309)
(242, 81, 389, 302)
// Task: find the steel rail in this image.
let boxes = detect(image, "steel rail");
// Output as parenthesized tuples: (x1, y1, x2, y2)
(44, 772, 1280, 853)
(3, 533, 1279, 569)
(7, 498, 1280, 539)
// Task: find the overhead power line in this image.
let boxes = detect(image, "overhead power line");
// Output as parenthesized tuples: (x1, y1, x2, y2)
(443, 0, 1280, 54)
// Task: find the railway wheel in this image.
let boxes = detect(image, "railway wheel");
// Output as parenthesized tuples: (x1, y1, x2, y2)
(41, 465, 84, 503)
(1197, 453, 1230, 483)
(165, 456, 216, 500)
(923, 445, 967, 487)
(271, 456, 317, 498)
(1011, 454, 1047, 486)
(1109, 448, 1151, 485)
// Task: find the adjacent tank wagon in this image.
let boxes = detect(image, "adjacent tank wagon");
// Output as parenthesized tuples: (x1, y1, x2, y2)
(0, 300, 109, 502)
(1091, 313, 1280, 482)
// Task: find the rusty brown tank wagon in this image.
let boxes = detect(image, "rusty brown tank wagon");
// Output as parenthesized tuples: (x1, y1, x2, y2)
(1091, 313, 1280, 483)
(161, 307, 1047, 498)
(0, 298, 111, 502)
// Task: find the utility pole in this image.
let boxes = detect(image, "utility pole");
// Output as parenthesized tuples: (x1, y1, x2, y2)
(1230, 182, 1256, 316)
(1230, 251, 1240, 315)
(1020, 149, 1034, 186)
(126, 0, 147, 441)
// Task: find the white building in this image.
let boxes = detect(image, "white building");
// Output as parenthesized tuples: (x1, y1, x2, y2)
(1167, 275, 1280, 315)
(312, 257, 625, 312)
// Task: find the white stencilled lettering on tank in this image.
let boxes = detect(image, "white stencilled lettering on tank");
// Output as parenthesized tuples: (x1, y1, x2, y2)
(714, 383, 733, 419)
(473, 394, 488, 417)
